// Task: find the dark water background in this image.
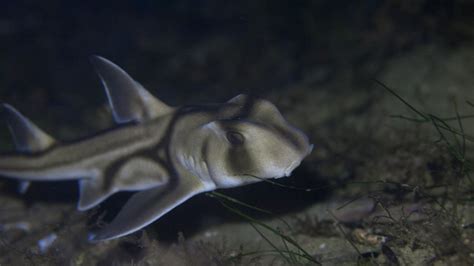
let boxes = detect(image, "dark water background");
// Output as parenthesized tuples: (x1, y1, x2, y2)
(1, 1, 468, 110)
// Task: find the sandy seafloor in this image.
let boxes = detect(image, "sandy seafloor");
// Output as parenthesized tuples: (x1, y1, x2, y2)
(0, 1, 473, 265)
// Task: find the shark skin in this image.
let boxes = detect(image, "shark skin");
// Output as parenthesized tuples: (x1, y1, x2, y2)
(0, 56, 313, 241)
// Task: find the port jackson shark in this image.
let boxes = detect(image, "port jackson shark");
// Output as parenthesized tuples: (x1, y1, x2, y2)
(0, 56, 313, 241)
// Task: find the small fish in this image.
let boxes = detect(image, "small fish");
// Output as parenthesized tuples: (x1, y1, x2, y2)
(0, 56, 313, 241)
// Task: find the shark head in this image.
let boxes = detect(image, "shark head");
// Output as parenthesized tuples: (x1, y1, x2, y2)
(178, 94, 313, 189)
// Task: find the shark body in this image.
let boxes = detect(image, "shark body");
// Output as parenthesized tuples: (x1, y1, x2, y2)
(0, 57, 312, 241)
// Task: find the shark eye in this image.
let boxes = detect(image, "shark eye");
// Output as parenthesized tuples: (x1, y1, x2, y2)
(226, 131, 245, 145)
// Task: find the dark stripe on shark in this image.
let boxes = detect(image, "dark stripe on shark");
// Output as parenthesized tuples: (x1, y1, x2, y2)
(0, 102, 236, 173)
(101, 106, 194, 192)
(235, 96, 307, 153)
(225, 147, 256, 178)
(0, 123, 151, 173)
(102, 144, 170, 192)
(229, 95, 256, 120)
(270, 124, 308, 153)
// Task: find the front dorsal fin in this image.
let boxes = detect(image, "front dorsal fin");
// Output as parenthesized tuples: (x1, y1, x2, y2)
(1, 104, 55, 152)
(1, 104, 56, 194)
(90, 56, 172, 123)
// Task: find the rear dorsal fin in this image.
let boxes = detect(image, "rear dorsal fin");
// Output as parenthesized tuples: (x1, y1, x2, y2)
(90, 56, 172, 124)
(1, 104, 55, 152)
(1, 104, 56, 193)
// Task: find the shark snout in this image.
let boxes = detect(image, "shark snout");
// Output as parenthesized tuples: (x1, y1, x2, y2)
(283, 142, 313, 177)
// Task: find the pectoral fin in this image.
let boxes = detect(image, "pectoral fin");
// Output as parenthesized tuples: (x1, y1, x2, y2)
(90, 56, 172, 123)
(88, 179, 205, 241)
(1, 104, 56, 193)
(78, 158, 170, 211)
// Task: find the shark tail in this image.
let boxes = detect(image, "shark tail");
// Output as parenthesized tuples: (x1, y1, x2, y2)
(1, 103, 57, 193)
